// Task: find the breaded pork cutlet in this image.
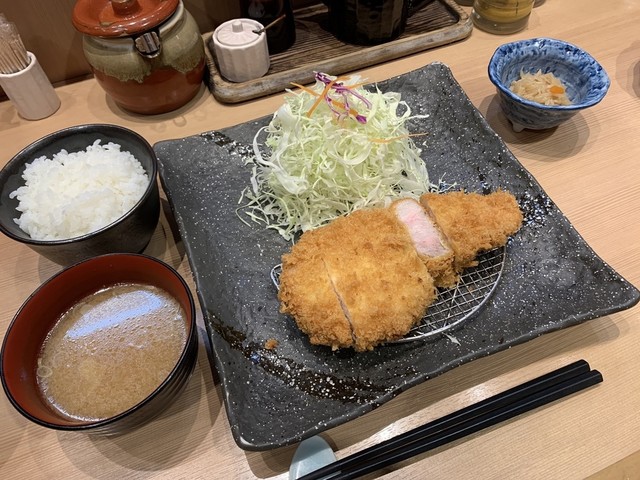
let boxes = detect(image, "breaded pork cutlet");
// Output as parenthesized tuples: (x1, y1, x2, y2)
(420, 190, 523, 274)
(279, 193, 523, 351)
(278, 203, 437, 352)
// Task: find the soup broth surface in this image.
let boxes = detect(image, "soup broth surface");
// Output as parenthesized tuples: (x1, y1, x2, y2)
(37, 283, 187, 421)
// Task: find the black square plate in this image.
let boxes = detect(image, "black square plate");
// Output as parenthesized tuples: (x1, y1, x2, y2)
(154, 63, 639, 450)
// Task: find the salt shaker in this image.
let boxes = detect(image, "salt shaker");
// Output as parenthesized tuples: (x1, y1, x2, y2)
(211, 19, 270, 83)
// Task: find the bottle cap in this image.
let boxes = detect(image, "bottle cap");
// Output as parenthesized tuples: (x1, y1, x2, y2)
(215, 20, 262, 47)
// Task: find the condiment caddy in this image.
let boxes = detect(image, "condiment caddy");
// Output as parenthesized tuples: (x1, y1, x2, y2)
(205, 0, 471, 104)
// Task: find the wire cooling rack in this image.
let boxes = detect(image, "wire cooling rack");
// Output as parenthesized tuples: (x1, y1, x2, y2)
(270, 246, 506, 343)
(395, 246, 505, 342)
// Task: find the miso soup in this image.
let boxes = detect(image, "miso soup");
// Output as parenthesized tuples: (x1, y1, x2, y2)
(36, 283, 187, 421)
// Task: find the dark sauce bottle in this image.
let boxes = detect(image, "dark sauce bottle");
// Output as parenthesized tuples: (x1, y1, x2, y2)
(240, 0, 296, 54)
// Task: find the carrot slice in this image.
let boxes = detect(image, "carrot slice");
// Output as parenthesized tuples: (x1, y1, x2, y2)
(331, 99, 360, 119)
(307, 78, 340, 117)
(291, 83, 320, 97)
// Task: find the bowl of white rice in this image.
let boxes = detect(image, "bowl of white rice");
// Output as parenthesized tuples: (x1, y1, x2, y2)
(0, 124, 160, 265)
(488, 38, 610, 132)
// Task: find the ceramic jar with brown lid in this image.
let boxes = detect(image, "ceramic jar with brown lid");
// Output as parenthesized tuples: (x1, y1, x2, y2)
(72, 0, 205, 115)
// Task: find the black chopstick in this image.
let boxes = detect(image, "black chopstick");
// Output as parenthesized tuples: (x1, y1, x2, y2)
(299, 360, 602, 480)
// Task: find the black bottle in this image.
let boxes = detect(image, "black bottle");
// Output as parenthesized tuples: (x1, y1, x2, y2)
(240, 0, 296, 54)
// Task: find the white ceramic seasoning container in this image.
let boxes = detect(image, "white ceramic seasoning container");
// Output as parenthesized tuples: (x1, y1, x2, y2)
(212, 19, 269, 83)
(0, 52, 60, 120)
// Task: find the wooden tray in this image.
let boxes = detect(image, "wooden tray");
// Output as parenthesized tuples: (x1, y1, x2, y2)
(204, 0, 472, 104)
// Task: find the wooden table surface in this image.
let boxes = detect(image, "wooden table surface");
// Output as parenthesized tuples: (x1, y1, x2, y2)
(1, 1, 639, 478)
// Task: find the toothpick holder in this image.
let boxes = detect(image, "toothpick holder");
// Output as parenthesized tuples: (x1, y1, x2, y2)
(0, 52, 60, 120)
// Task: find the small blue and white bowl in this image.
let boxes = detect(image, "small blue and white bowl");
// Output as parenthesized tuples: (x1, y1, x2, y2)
(488, 38, 610, 132)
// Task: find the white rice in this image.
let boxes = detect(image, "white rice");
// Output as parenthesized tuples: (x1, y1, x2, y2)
(9, 140, 149, 241)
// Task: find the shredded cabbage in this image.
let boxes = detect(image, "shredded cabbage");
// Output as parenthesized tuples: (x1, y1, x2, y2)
(240, 73, 435, 240)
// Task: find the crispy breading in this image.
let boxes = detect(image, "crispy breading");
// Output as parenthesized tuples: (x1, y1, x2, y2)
(278, 236, 354, 350)
(420, 190, 523, 273)
(278, 206, 436, 351)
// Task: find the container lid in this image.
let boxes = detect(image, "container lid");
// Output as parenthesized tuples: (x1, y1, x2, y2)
(214, 19, 264, 47)
(72, 0, 179, 37)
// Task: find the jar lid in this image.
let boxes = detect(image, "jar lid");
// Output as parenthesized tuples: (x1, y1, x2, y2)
(214, 19, 264, 47)
(72, 0, 179, 37)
